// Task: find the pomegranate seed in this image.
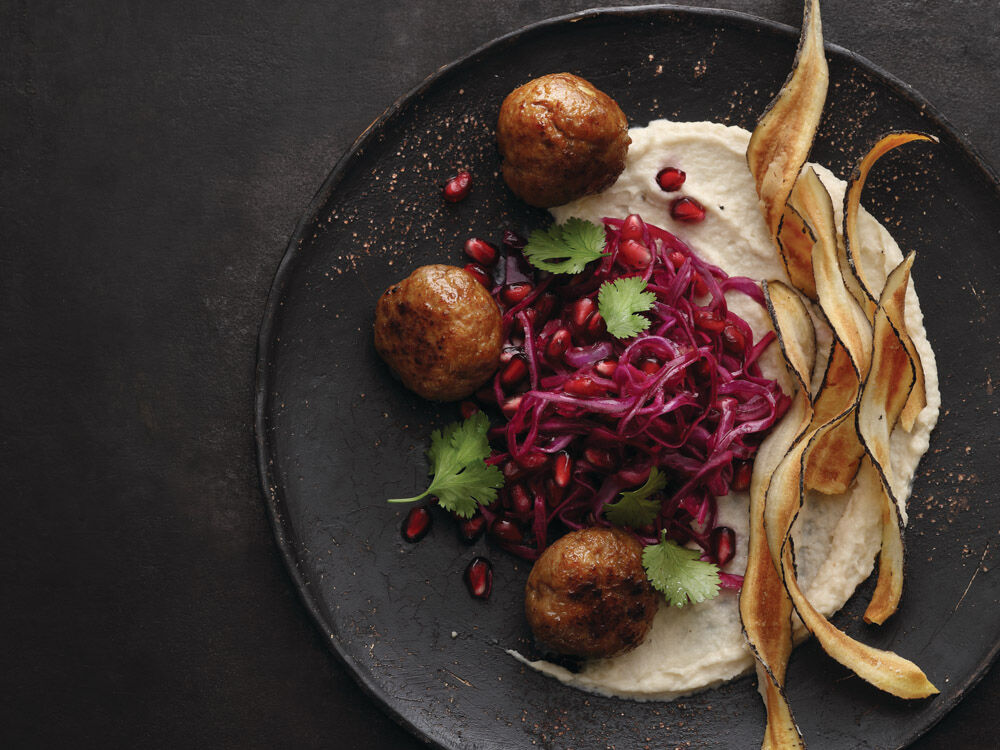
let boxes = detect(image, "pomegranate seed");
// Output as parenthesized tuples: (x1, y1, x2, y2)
(501, 396, 523, 419)
(692, 275, 709, 297)
(595, 359, 617, 377)
(515, 451, 549, 471)
(584, 447, 617, 471)
(671, 196, 706, 223)
(722, 324, 746, 354)
(442, 171, 471, 202)
(571, 297, 596, 328)
(459, 401, 479, 420)
(553, 402, 582, 418)
(563, 376, 606, 398)
(463, 237, 498, 266)
(618, 466, 650, 486)
(639, 357, 661, 375)
(546, 328, 571, 361)
(711, 526, 736, 567)
(502, 459, 525, 482)
(532, 293, 557, 325)
(553, 452, 572, 487)
(694, 309, 727, 334)
(458, 514, 487, 544)
(656, 167, 686, 192)
(500, 356, 528, 387)
(464, 263, 491, 288)
(490, 518, 523, 545)
(500, 282, 534, 306)
(509, 484, 533, 515)
(620, 213, 646, 241)
(586, 312, 606, 338)
(401, 506, 432, 543)
(464, 556, 494, 599)
(668, 250, 687, 269)
(619, 238, 652, 268)
(502, 229, 527, 250)
(732, 462, 752, 492)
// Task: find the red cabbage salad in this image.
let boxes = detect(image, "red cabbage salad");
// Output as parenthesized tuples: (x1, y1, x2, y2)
(475, 215, 790, 589)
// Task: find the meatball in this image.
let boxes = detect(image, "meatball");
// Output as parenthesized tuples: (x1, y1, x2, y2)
(525, 527, 657, 658)
(374, 264, 502, 401)
(497, 72, 631, 208)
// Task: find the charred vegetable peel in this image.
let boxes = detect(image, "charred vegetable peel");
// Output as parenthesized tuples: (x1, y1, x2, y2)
(752, 144, 934, 704)
(844, 132, 936, 429)
(793, 168, 872, 493)
(763, 186, 931, 687)
(775, 205, 818, 301)
(858, 255, 917, 479)
(741, 0, 937, 726)
(844, 133, 938, 312)
(740, 281, 815, 750)
(747, 0, 828, 243)
(763, 408, 937, 699)
(856, 255, 917, 623)
(796, 168, 873, 372)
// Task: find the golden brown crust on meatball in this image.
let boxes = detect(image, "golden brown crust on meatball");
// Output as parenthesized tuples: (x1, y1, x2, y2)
(374, 264, 502, 401)
(525, 527, 658, 658)
(497, 72, 630, 208)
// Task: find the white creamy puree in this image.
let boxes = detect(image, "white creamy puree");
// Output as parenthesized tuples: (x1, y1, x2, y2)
(511, 120, 940, 701)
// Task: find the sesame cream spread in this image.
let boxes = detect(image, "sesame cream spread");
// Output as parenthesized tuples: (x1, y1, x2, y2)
(512, 119, 940, 700)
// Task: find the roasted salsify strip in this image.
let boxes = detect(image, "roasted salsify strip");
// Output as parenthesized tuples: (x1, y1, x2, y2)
(743, 1, 938, 745)
(740, 280, 815, 750)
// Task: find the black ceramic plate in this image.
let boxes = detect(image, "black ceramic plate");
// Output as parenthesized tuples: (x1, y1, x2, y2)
(255, 6, 1000, 749)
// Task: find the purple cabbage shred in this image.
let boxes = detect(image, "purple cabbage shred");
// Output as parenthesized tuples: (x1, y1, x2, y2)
(473, 217, 790, 586)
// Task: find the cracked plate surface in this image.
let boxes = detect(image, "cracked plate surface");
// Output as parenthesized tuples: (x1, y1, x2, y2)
(256, 7, 1000, 748)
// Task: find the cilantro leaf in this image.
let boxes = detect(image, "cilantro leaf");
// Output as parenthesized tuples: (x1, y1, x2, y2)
(642, 532, 721, 607)
(522, 218, 607, 274)
(604, 467, 667, 528)
(388, 412, 503, 518)
(428, 461, 504, 518)
(598, 276, 656, 339)
(426, 411, 491, 477)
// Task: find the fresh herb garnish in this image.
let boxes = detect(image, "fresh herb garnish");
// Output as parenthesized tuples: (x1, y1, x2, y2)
(388, 412, 504, 518)
(522, 218, 607, 274)
(598, 276, 656, 339)
(642, 532, 721, 607)
(604, 467, 667, 528)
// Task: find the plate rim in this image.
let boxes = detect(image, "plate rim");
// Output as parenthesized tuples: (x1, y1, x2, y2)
(253, 5, 1000, 748)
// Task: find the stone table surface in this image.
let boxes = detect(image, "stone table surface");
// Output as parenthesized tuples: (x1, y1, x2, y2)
(2, 1, 997, 747)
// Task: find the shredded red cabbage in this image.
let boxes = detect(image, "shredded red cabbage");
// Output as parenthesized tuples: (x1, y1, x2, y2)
(474, 217, 789, 585)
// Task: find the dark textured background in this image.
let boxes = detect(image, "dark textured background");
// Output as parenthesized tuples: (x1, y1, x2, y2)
(2, 1, 997, 748)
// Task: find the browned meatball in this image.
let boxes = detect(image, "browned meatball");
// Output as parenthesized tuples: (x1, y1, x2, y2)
(525, 527, 657, 658)
(497, 73, 630, 208)
(374, 264, 502, 401)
